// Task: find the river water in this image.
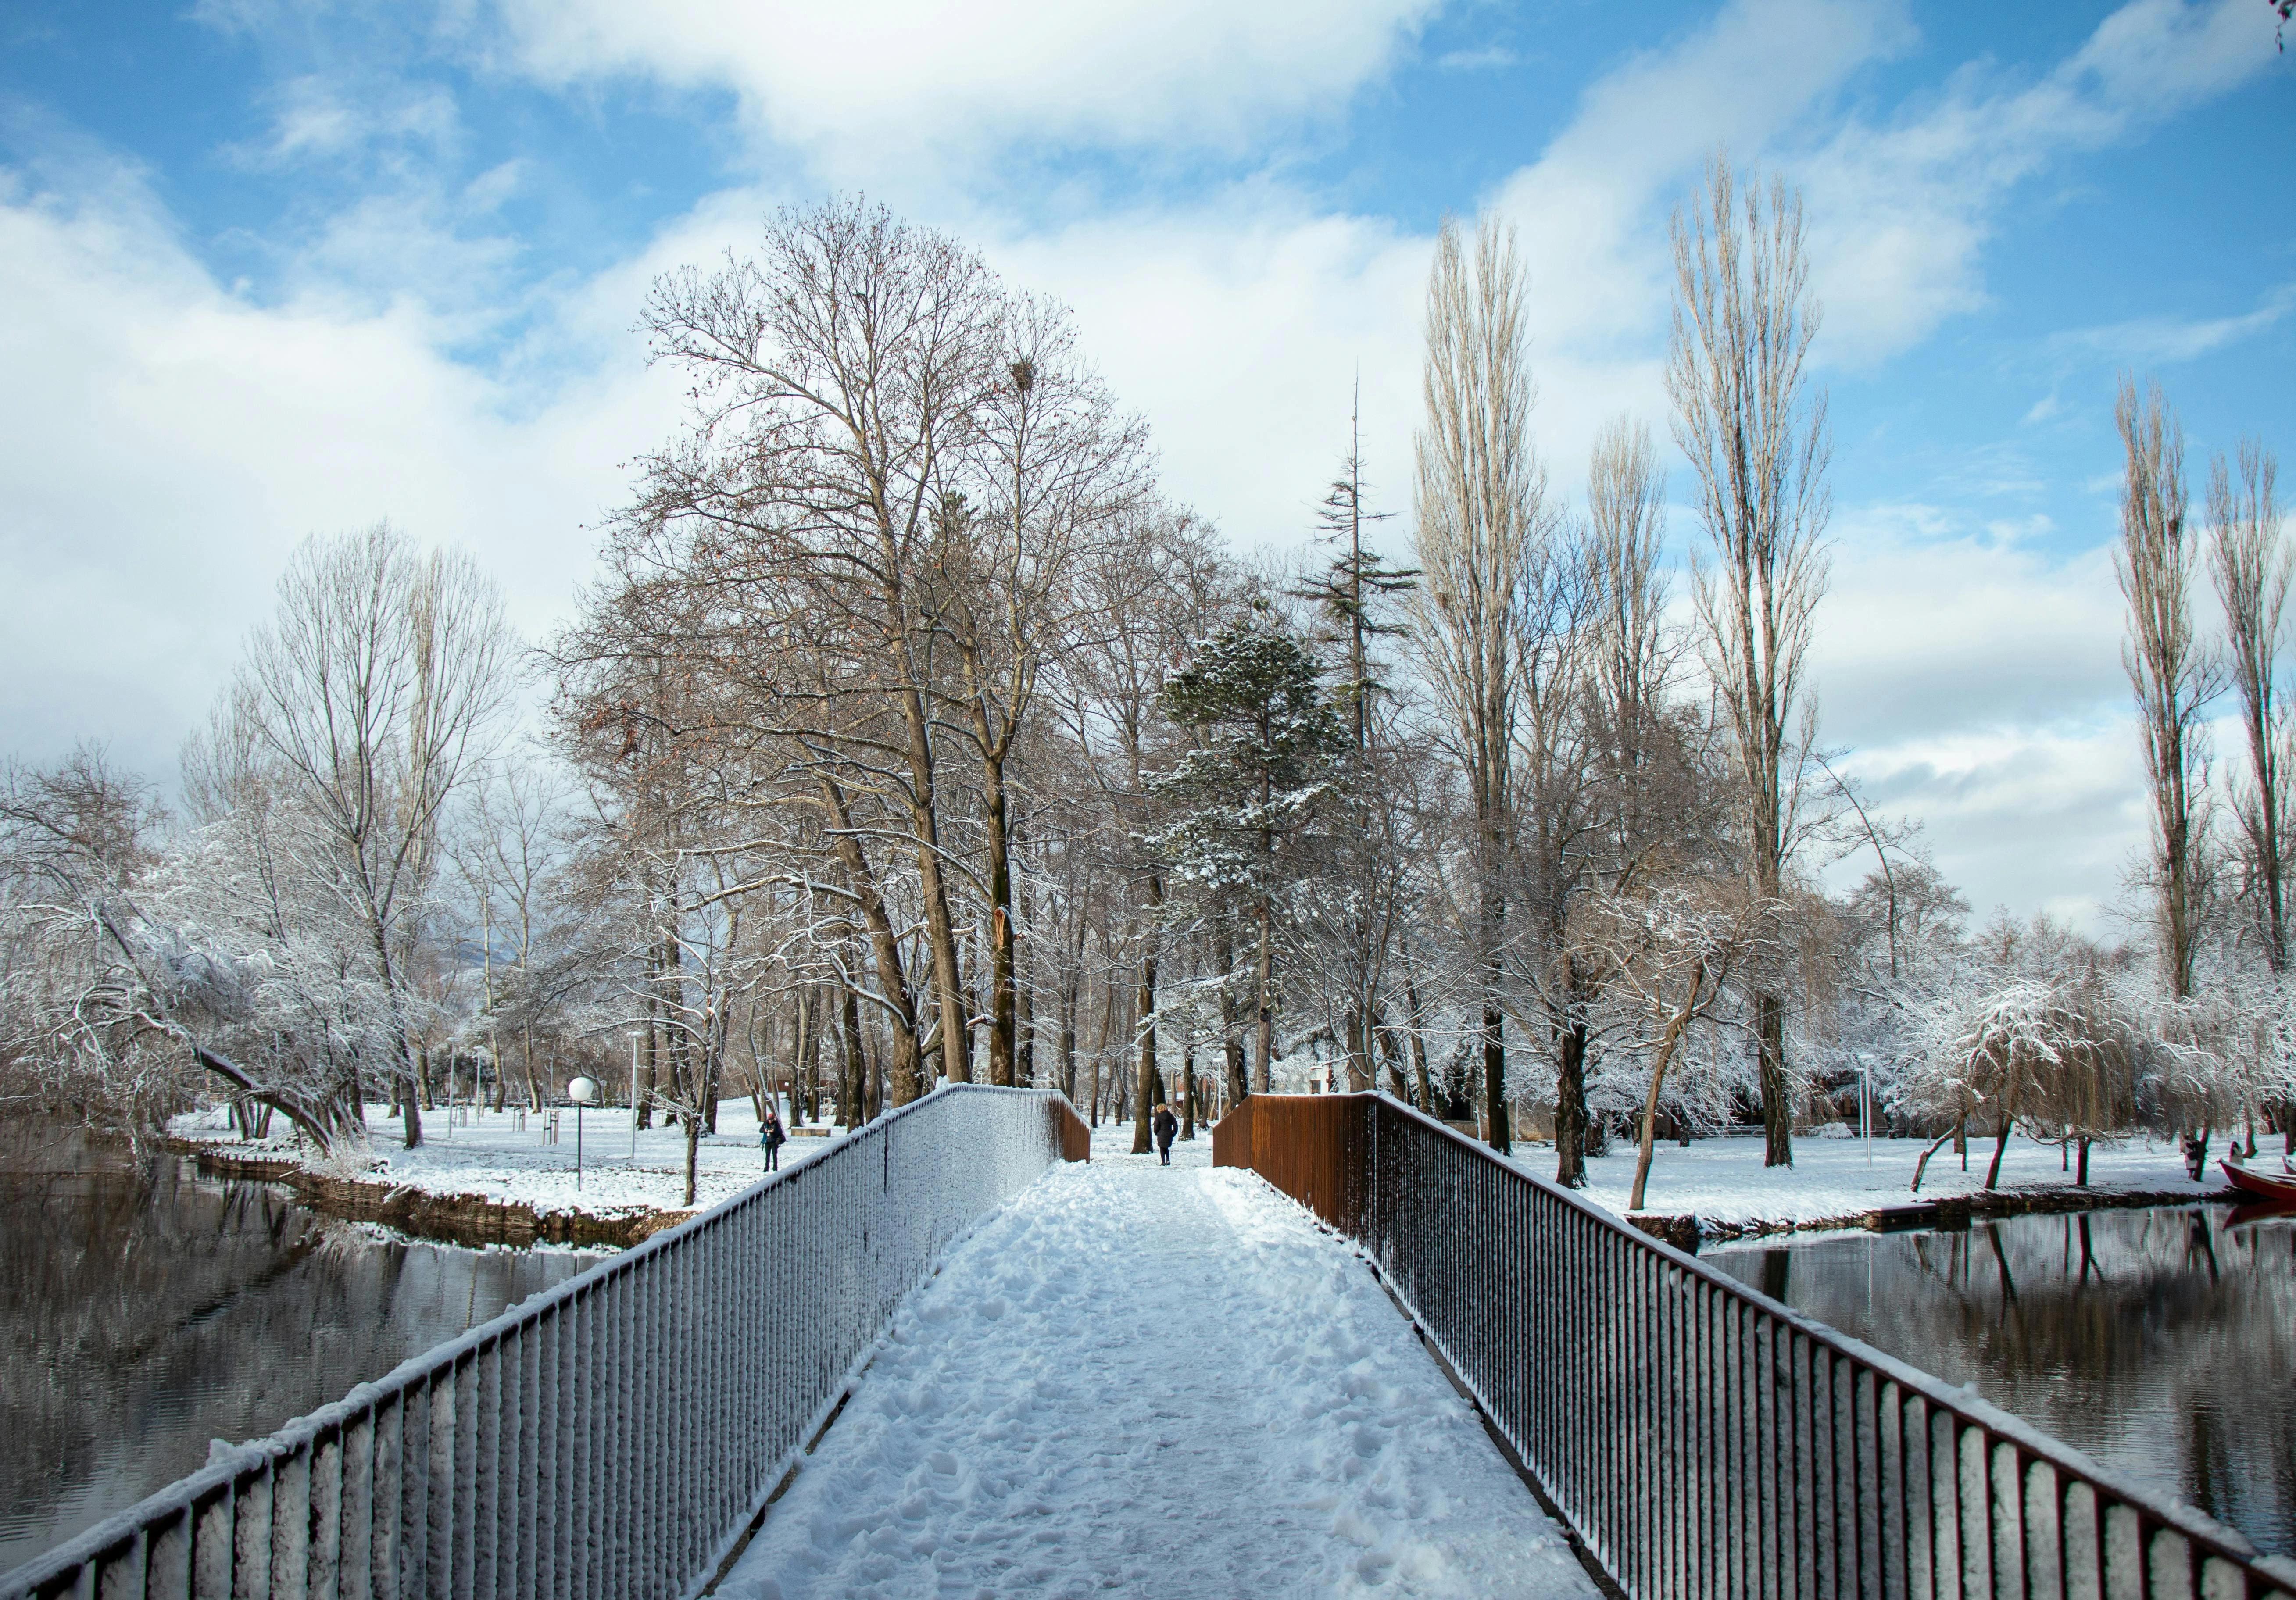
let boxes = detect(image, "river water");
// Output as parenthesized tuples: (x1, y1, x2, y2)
(1708, 1204, 2296, 1557)
(0, 1121, 600, 1577)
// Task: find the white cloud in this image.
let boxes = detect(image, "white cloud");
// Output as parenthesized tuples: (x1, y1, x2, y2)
(1811, 503, 2144, 929)
(1489, 0, 1915, 360)
(1792, 0, 2277, 365)
(222, 75, 463, 171)
(494, 0, 1440, 171)
(1435, 45, 1517, 71)
(977, 195, 1428, 548)
(4, 0, 2274, 941)
(2057, 282, 2296, 363)
(0, 161, 684, 778)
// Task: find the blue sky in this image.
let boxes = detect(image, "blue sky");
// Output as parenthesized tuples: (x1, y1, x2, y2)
(2, 0, 2291, 928)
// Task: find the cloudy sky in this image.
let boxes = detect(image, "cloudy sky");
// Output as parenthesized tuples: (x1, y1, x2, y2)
(2, 0, 2290, 929)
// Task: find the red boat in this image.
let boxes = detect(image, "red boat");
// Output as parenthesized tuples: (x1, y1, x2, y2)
(2218, 1160, 2296, 1203)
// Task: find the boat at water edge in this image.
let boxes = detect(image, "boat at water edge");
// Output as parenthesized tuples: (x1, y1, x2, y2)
(2217, 1159, 2296, 1203)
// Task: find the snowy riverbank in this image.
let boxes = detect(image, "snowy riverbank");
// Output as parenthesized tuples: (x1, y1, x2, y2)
(168, 1098, 2264, 1249)
(168, 1100, 840, 1239)
(1509, 1124, 2236, 1236)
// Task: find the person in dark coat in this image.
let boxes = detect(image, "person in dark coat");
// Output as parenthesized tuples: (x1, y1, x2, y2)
(761, 1103, 787, 1171)
(1152, 1102, 1178, 1165)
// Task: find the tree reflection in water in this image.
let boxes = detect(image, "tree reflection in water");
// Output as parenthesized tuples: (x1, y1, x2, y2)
(0, 1121, 598, 1573)
(1711, 1204, 2296, 1557)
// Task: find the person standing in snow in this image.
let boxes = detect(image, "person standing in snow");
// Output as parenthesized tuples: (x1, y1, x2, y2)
(1152, 1102, 1178, 1165)
(761, 1103, 787, 1171)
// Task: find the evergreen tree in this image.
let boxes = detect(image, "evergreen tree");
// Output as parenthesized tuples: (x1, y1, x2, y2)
(1156, 611, 1346, 1092)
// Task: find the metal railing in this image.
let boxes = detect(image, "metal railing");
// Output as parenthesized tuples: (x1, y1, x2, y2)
(1213, 1092, 2296, 1600)
(4, 1084, 1090, 1600)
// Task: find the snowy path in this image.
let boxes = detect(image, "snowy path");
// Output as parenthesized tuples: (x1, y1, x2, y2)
(719, 1136, 1597, 1600)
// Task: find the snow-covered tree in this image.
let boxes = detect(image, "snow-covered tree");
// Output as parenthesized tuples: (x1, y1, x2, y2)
(1156, 611, 1346, 1093)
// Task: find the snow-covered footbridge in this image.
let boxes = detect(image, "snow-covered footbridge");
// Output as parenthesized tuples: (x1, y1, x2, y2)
(8, 1087, 2290, 1600)
(712, 1136, 1597, 1600)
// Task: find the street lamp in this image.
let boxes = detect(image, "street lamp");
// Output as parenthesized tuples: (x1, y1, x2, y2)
(1857, 1065, 1874, 1165)
(569, 1075, 600, 1191)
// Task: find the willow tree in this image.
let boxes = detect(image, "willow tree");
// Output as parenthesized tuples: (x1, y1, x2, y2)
(1667, 156, 1831, 1169)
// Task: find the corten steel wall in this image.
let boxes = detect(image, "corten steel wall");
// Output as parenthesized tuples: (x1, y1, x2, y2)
(1213, 1093, 2296, 1600)
(1207, 1092, 1361, 1230)
(3, 1085, 1091, 1600)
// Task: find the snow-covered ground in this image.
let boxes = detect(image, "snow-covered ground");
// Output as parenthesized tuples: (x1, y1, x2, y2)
(719, 1126, 1596, 1600)
(171, 1100, 840, 1220)
(1505, 1124, 2232, 1233)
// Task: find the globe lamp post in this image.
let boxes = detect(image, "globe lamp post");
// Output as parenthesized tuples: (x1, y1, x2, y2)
(568, 1075, 600, 1191)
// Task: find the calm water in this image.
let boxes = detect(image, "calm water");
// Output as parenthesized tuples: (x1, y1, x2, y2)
(1709, 1204, 2296, 1557)
(0, 1121, 599, 1576)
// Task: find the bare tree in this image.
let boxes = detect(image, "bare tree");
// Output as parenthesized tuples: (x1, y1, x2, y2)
(228, 525, 513, 1146)
(1594, 884, 1760, 1211)
(938, 294, 1148, 1086)
(2207, 438, 2288, 969)
(1410, 214, 1552, 1154)
(637, 199, 1001, 1091)
(1667, 155, 1831, 1168)
(2117, 377, 2216, 1000)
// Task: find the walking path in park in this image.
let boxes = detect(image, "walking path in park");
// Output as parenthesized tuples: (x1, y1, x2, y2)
(718, 1131, 1599, 1600)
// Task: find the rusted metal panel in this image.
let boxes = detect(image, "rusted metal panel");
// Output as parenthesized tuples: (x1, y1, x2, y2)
(1051, 1095, 1092, 1163)
(1210, 1094, 1362, 1232)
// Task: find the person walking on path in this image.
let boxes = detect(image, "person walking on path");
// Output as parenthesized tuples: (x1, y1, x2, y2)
(762, 1102, 787, 1171)
(1152, 1102, 1178, 1166)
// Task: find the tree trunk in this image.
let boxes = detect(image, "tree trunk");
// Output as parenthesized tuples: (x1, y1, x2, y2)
(1984, 1078, 2019, 1190)
(1253, 893, 1276, 1094)
(1481, 1002, 1509, 1153)
(1216, 921, 1249, 1105)
(1629, 962, 1707, 1211)
(1554, 1015, 1591, 1188)
(899, 685, 972, 1086)
(1180, 1043, 1196, 1140)
(1757, 991, 1792, 1167)
(1134, 879, 1162, 1155)
(1016, 977, 1035, 1090)
(639, 1001, 658, 1130)
(818, 776, 924, 1103)
(1406, 977, 1434, 1114)
(1058, 971, 1079, 1101)
(980, 753, 1019, 1087)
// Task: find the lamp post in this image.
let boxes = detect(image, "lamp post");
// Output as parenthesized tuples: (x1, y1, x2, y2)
(569, 1076, 599, 1191)
(1858, 1065, 1874, 1165)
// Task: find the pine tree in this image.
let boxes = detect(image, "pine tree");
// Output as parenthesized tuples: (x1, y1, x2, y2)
(1290, 393, 1417, 1088)
(1156, 612, 1346, 1093)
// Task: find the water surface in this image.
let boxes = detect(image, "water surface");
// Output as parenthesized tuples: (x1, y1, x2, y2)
(1709, 1204, 2296, 1557)
(0, 1121, 599, 1575)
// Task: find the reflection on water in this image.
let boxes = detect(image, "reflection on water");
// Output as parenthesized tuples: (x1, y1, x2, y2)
(1709, 1204, 2296, 1557)
(0, 1121, 599, 1575)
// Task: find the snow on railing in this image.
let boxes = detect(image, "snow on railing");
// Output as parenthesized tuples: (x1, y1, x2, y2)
(2, 1084, 1090, 1600)
(1213, 1092, 2296, 1600)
